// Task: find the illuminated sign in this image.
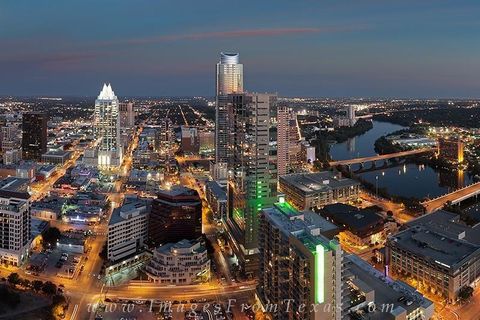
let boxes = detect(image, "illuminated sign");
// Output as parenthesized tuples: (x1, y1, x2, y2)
(315, 244, 325, 304)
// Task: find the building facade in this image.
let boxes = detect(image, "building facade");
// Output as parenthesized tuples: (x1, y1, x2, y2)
(438, 137, 464, 163)
(107, 197, 149, 263)
(215, 52, 243, 170)
(149, 186, 202, 247)
(259, 202, 345, 320)
(226, 93, 278, 276)
(145, 239, 210, 285)
(22, 112, 48, 161)
(0, 192, 31, 266)
(94, 83, 123, 167)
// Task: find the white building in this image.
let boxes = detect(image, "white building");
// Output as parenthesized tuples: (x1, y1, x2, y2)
(0, 193, 31, 266)
(4, 149, 22, 165)
(107, 197, 149, 263)
(94, 83, 123, 167)
(146, 239, 210, 285)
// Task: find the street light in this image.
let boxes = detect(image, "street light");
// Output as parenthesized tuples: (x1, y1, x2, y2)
(375, 175, 379, 198)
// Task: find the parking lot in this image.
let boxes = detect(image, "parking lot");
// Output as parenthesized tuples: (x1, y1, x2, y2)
(27, 247, 86, 280)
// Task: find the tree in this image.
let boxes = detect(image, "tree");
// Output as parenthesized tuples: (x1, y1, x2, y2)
(21, 278, 31, 288)
(42, 227, 61, 247)
(42, 281, 57, 295)
(458, 286, 474, 301)
(32, 280, 44, 292)
(7, 273, 21, 287)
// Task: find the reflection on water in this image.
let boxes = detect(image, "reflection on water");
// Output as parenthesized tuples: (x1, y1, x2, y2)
(358, 164, 473, 199)
(329, 121, 473, 199)
(330, 121, 405, 161)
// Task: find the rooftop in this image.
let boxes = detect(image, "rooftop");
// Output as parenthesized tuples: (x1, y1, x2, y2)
(346, 254, 433, 319)
(279, 171, 360, 195)
(389, 225, 480, 270)
(320, 203, 385, 237)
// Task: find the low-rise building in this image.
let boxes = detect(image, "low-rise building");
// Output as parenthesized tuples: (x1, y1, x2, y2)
(205, 180, 227, 220)
(279, 171, 360, 210)
(146, 239, 210, 285)
(107, 197, 149, 263)
(319, 203, 396, 248)
(345, 254, 434, 320)
(42, 149, 72, 165)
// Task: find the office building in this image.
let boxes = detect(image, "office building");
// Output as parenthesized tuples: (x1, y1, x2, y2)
(0, 191, 31, 266)
(345, 254, 434, 320)
(22, 112, 48, 161)
(226, 93, 278, 276)
(438, 137, 464, 163)
(4, 149, 22, 165)
(93, 83, 123, 167)
(2, 125, 20, 153)
(387, 210, 480, 302)
(107, 196, 149, 263)
(149, 186, 202, 247)
(180, 126, 200, 154)
(119, 102, 135, 129)
(146, 239, 210, 285)
(41, 149, 72, 165)
(215, 52, 243, 173)
(279, 171, 360, 210)
(259, 202, 344, 320)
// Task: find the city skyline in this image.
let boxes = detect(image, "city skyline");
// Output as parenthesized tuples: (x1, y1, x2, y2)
(1, 1, 480, 98)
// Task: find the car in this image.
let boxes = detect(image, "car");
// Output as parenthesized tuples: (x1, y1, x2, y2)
(405, 300, 413, 306)
(397, 296, 406, 302)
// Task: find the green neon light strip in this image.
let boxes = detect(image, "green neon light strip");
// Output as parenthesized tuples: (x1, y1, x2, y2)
(315, 244, 325, 304)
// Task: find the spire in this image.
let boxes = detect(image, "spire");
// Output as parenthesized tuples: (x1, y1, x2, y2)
(97, 83, 117, 100)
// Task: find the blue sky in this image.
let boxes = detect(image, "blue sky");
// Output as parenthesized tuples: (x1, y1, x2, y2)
(0, 0, 479, 98)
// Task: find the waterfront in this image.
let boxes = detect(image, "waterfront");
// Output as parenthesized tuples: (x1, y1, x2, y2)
(330, 121, 474, 199)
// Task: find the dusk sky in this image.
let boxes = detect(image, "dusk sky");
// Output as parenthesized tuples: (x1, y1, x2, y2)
(1, 0, 479, 98)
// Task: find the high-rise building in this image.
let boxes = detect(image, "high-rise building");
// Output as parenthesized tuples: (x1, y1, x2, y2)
(119, 102, 135, 129)
(94, 83, 123, 167)
(226, 92, 277, 276)
(180, 126, 200, 154)
(119, 102, 135, 149)
(22, 112, 48, 161)
(148, 186, 202, 247)
(259, 202, 345, 320)
(277, 106, 302, 176)
(215, 52, 243, 168)
(0, 191, 31, 266)
(107, 196, 149, 263)
(438, 137, 464, 163)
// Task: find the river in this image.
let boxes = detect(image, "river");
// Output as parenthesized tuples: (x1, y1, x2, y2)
(329, 121, 474, 199)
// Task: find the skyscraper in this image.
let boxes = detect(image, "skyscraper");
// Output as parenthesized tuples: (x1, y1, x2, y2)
(226, 92, 277, 276)
(214, 52, 243, 179)
(94, 83, 123, 167)
(277, 106, 302, 176)
(22, 112, 48, 161)
(259, 202, 345, 320)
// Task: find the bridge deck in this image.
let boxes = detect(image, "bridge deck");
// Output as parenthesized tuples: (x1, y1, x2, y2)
(421, 182, 480, 213)
(329, 148, 436, 166)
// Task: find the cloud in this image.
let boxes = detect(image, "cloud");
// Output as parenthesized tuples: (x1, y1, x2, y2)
(99, 26, 358, 46)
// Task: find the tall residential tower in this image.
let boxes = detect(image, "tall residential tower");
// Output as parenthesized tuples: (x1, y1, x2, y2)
(226, 92, 277, 276)
(214, 52, 243, 180)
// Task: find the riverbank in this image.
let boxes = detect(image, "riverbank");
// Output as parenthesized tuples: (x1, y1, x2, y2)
(311, 119, 373, 167)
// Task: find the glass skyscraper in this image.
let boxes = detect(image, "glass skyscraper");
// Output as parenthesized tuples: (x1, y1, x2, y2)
(94, 83, 122, 167)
